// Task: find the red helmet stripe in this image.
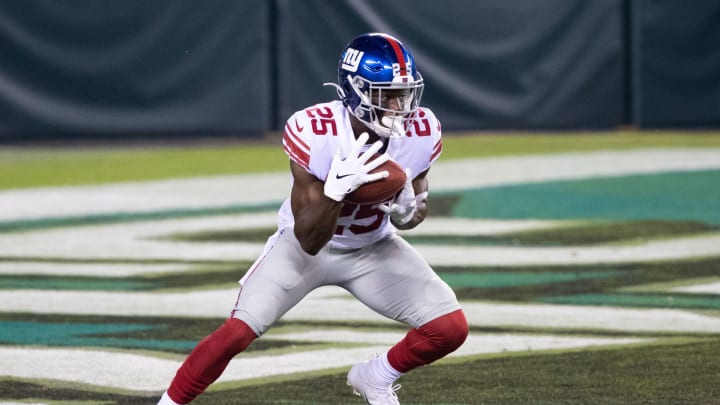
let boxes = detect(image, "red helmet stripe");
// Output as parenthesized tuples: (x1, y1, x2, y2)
(384, 35, 408, 76)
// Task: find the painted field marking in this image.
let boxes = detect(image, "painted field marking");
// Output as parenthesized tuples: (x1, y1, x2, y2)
(2, 286, 719, 333)
(0, 333, 648, 391)
(0, 262, 195, 277)
(2, 149, 720, 222)
(0, 215, 719, 265)
(672, 281, 720, 294)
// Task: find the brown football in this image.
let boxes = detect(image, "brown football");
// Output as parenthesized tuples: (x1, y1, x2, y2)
(344, 154, 407, 205)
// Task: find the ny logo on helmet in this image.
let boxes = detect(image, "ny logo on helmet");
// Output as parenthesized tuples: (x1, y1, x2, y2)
(342, 48, 364, 72)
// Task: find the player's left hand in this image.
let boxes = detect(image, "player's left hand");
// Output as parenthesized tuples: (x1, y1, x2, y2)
(377, 168, 427, 225)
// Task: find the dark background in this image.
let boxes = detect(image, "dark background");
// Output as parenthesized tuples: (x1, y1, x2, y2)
(0, 0, 718, 141)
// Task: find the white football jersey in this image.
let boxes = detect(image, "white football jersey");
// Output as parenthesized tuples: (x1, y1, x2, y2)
(279, 100, 442, 249)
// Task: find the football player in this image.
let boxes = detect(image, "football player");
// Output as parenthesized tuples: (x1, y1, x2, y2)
(158, 32, 468, 405)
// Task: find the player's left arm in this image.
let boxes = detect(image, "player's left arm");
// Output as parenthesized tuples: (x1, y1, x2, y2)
(398, 108, 441, 229)
(381, 108, 440, 230)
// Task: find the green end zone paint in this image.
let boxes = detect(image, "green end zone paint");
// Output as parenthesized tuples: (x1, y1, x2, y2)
(0, 321, 197, 351)
(440, 270, 624, 288)
(450, 170, 720, 225)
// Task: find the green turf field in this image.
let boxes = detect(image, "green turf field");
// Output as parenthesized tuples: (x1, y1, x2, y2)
(1, 131, 720, 404)
(2, 131, 720, 190)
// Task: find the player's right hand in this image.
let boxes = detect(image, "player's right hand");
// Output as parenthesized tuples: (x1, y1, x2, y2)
(323, 132, 390, 202)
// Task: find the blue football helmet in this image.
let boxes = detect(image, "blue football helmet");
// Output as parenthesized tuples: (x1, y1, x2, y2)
(325, 33, 424, 138)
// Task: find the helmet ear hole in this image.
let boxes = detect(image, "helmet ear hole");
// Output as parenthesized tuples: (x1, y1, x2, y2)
(351, 76, 366, 91)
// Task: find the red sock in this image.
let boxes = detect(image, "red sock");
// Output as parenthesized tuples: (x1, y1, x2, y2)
(387, 309, 468, 373)
(167, 318, 257, 404)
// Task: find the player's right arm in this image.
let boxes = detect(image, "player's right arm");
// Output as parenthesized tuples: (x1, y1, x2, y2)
(290, 133, 389, 255)
(290, 160, 344, 256)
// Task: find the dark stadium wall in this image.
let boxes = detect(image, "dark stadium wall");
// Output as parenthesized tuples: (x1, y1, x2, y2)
(0, 0, 717, 141)
(0, 1, 272, 141)
(630, 0, 720, 128)
(275, 0, 626, 131)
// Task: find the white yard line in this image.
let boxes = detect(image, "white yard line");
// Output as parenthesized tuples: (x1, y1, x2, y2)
(0, 172, 292, 222)
(0, 403, 47, 405)
(0, 288, 240, 318)
(672, 281, 720, 294)
(431, 148, 720, 192)
(2, 149, 719, 222)
(0, 262, 196, 277)
(400, 217, 569, 236)
(0, 214, 275, 262)
(0, 333, 647, 392)
(262, 330, 648, 358)
(2, 286, 719, 334)
(415, 234, 720, 266)
(286, 289, 720, 334)
(0, 214, 717, 265)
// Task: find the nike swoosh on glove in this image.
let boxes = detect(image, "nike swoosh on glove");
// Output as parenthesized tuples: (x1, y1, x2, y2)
(324, 132, 390, 202)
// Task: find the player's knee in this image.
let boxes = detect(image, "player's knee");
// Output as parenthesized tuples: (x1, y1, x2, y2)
(442, 309, 469, 350)
(424, 309, 468, 352)
(222, 318, 258, 353)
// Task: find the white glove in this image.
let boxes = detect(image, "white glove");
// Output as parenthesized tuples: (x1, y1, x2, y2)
(324, 132, 390, 202)
(377, 168, 428, 226)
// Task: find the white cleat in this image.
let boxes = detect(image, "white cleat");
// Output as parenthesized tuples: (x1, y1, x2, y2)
(347, 360, 401, 405)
